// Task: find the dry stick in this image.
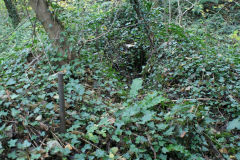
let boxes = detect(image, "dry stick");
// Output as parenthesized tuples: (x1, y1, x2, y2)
(1, 120, 18, 123)
(39, 135, 48, 148)
(79, 137, 102, 150)
(171, 98, 213, 102)
(182, 0, 198, 17)
(146, 134, 157, 160)
(201, 131, 225, 159)
(27, 128, 38, 147)
(58, 72, 66, 133)
(51, 131, 65, 148)
(71, 131, 103, 150)
(21, 123, 38, 148)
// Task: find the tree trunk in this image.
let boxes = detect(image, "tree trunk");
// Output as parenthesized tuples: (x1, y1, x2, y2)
(3, 0, 20, 28)
(130, 0, 154, 50)
(29, 0, 72, 60)
(130, 0, 156, 76)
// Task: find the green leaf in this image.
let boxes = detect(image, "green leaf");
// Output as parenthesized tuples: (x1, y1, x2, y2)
(112, 135, 120, 142)
(11, 108, 20, 117)
(157, 123, 168, 131)
(8, 139, 18, 147)
(87, 133, 99, 143)
(74, 154, 86, 160)
(95, 149, 105, 158)
(129, 78, 143, 98)
(10, 94, 18, 99)
(110, 147, 118, 154)
(140, 92, 167, 109)
(135, 136, 147, 144)
(46, 103, 54, 109)
(162, 147, 169, 153)
(6, 78, 16, 85)
(139, 111, 155, 124)
(167, 144, 190, 156)
(22, 140, 31, 148)
(8, 151, 17, 159)
(0, 142, 3, 154)
(31, 153, 41, 160)
(76, 84, 85, 95)
(81, 144, 91, 152)
(0, 111, 8, 117)
(163, 126, 175, 136)
(62, 148, 71, 156)
(236, 153, 240, 160)
(227, 118, 240, 130)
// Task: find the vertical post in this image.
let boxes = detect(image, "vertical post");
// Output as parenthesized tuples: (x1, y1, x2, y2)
(58, 72, 66, 133)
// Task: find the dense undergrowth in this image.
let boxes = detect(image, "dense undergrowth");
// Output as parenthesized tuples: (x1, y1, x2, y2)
(0, 0, 240, 159)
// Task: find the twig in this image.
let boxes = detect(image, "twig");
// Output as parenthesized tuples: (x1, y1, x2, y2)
(0, 16, 30, 43)
(171, 98, 214, 102)
(1, 120, 18, 123)
(79, 136, 102, 150)
(146, 134, 157, 159)
(82, 22, 147, 44)
(40, 135, 48, 148)
(51, 131, 65, 147)
(182, 0, 199, 17)
(70, 131, 102, 150)
(22, 124, 38, 148)
(202, 132, 225, 160)
(78, 0, 121, 45)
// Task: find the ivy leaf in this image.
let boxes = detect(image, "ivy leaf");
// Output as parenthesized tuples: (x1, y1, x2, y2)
(129, 78, 143, 98)
(81, 144, 91, 153)
(163, 126, 175, 136)
(46, 103, 54, 109)
(236, 153, 240, 160)
(135, 136, 147, 144)
(227, 118, 240, 130)
(87, 133, 99, 143)
(157, 123, 168, 131)
(11, 108, 20, 117)
(95, 149, 105, 158)
(0, 111, 8, 117)
(75, 84, 85, 95)
(10, 94, 18, 99)
(6, 78, 16, 85)
(0, 142, 3, 154)
(74, 154, 86, 160)
(110, 147, 118, 154)
(8, 139, 18, 147)
(112, 135, 120, 142)
(8, 151, 17, 159)
(162, 147, 169, 153)
(22, 140, 31, 148)
(31, 153, 41, 160)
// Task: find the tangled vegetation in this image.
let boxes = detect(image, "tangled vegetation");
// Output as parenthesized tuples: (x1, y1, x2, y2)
(0, 0, 239, 159)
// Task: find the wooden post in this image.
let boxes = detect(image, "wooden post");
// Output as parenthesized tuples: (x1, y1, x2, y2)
(58, 72, 66, 133)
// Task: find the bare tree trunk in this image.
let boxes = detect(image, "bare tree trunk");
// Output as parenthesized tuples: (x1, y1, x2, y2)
(3, 0, 20, 28)
(29, 0, 72, 60)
